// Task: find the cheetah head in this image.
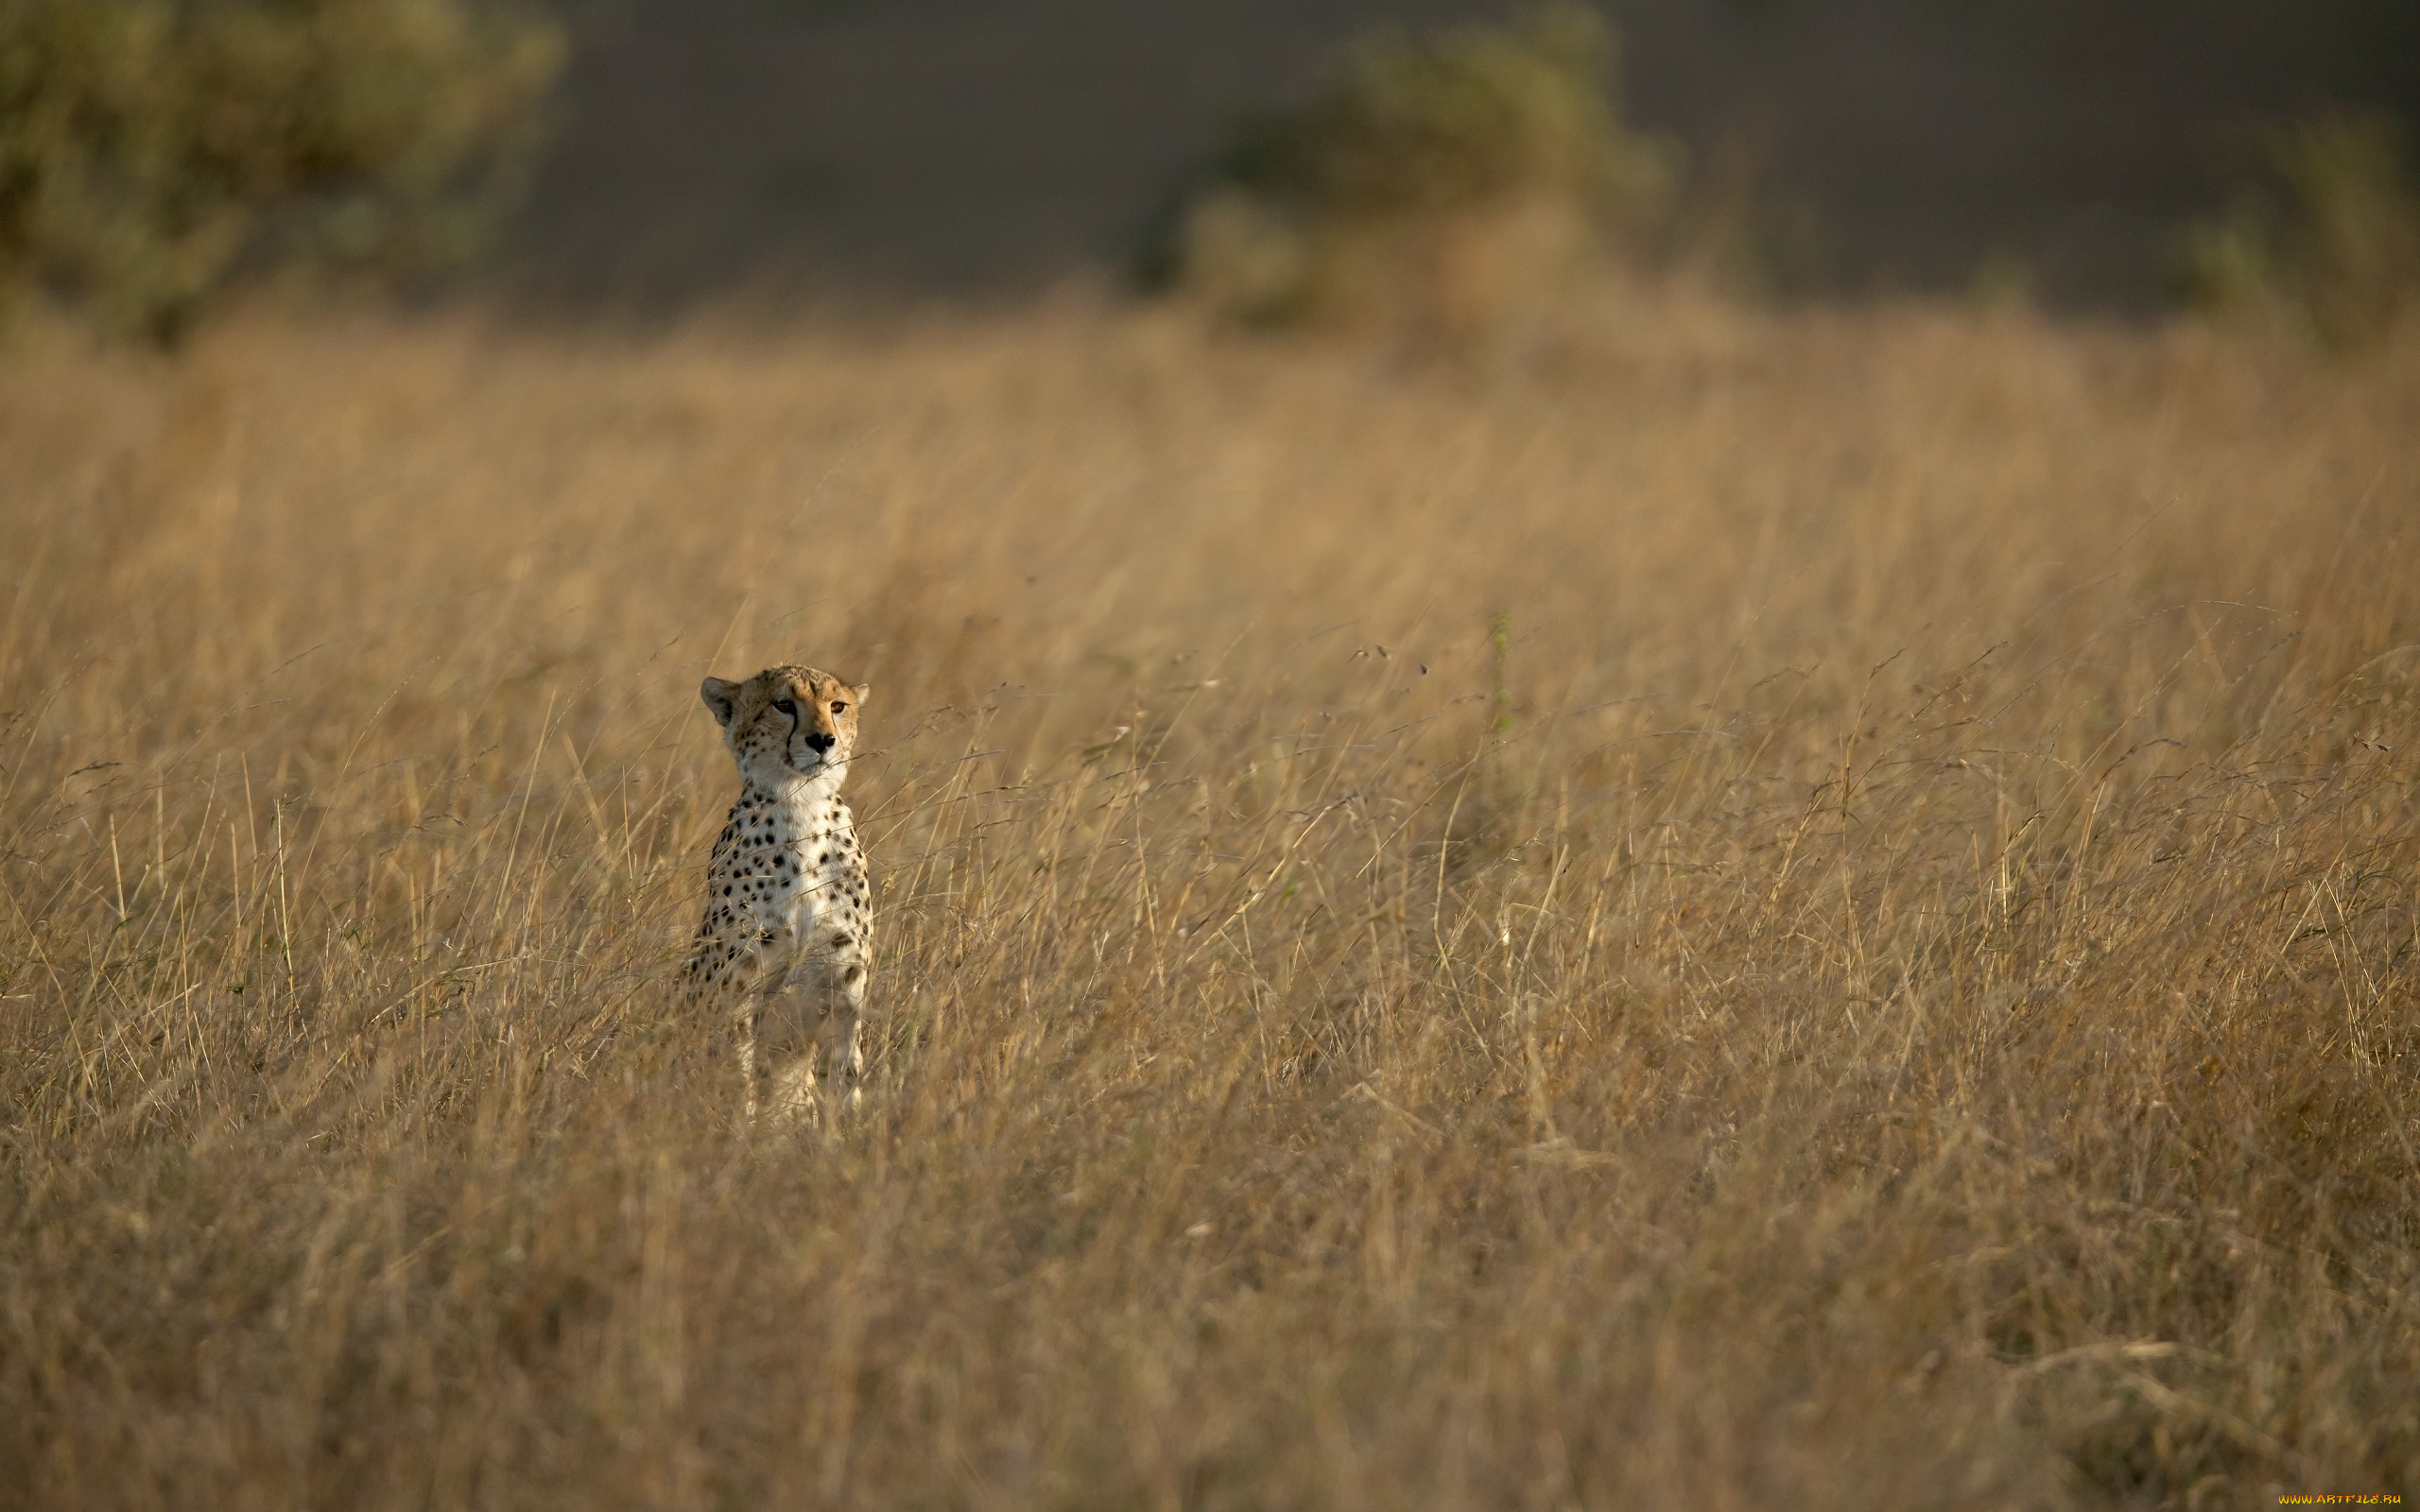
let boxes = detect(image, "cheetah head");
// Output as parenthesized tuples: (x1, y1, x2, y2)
(700, 664, 870, 789)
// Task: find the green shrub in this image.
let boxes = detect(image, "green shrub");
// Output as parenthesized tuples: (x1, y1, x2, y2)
(1148, 4, 1677, 335)
(0, 0, 562, 342)
(2181, 109, 2420, 349)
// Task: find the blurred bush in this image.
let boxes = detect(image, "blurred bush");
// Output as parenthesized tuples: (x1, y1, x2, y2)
(1144, 4, 1677, 336)
(2181, 109, 2420, 349)
(0, 0, 562, 342)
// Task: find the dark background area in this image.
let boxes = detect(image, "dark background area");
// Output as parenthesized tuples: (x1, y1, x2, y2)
(505, 0, 2420, 313)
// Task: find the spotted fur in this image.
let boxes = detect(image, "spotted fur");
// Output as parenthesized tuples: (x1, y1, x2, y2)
(683, 663, 873, 1126)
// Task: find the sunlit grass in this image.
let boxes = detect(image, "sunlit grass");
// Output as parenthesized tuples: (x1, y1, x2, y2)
(3, 296, 2416, 1507)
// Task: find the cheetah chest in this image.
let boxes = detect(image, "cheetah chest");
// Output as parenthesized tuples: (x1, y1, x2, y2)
(703, 789, 868, 970)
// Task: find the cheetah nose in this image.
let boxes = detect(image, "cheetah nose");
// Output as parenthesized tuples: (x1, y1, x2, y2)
(804, 731, 836, 754)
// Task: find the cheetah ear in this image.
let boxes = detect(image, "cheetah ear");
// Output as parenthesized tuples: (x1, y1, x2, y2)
(851, 683, 871, 707)
(700, 677, 741, 727)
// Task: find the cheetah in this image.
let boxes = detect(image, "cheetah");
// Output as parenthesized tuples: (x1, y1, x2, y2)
(683, 664, 873, 1126)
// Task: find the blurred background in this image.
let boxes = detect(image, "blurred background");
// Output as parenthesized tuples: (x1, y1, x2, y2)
(4, 0, 2418, 335)
(511, 0, 2420, 313)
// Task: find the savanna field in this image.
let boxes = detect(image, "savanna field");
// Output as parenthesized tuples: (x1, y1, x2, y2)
(2, 296, 2416, 1508)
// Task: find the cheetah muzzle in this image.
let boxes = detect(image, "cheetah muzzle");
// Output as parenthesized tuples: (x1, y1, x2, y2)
(683, 663, 873, 1127)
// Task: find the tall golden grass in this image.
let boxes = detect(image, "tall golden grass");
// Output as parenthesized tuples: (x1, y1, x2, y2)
(3, 295, 2416, 1508)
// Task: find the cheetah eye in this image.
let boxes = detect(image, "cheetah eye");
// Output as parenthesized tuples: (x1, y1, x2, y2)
(830, 700, 848, 714)
(773, 698, 797, 717)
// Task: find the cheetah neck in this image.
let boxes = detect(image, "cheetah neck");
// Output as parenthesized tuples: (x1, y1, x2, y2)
(739, 768, 848, 827)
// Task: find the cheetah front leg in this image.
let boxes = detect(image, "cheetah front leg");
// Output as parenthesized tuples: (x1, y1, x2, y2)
(749, 943, 870, 1131)
(742, 992, 824, 1129)
(809, 940, 871, 1120)
(814, 1000, 862, 1119)
(752, 971, 830, 1130)
(735, 997, 760, 1127)
(694, 949, 772, 1128)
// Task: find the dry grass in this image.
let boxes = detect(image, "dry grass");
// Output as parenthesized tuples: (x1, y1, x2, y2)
(2, 293, 2417, 1509)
